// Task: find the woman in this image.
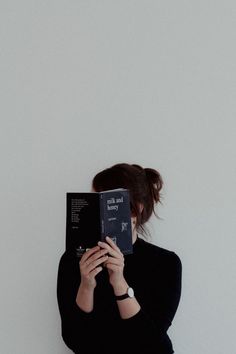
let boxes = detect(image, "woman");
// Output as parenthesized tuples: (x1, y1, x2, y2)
(57, 163, 182, 353)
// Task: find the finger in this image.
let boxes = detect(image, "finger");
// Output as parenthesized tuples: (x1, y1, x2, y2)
(98, 241, 122, 259)
(80, 246, 100, 264)
(86, 255, 109, 273)
(89, 266, 103, 278)
(104, 256, 124, 267)
(105, 263, 121, 272)
(105, 236, 122, 254)
(80, 250, 108, 272)
(84, 248, 108, 266)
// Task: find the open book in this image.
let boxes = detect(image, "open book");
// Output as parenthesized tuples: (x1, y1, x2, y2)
(65, 188, 133, 256)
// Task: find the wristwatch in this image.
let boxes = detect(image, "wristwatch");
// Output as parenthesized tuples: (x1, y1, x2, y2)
(115, 287, 134, 301)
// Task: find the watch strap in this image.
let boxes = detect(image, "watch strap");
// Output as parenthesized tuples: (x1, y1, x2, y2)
(115, 287, 134, 301)
(115, 293, 130, 301)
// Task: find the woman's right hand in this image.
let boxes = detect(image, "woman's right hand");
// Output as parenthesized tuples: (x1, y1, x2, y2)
(79, 245, 108, 290)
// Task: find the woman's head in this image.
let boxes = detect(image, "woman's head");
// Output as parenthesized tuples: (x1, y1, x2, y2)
(92, 163, 163, 236)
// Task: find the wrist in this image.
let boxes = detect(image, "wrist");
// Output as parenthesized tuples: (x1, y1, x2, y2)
(76, 284, 94, 313)
(112, 280, 128, 296)
(79, 281, 96, 293)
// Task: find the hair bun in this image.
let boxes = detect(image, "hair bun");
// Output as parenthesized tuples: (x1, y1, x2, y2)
(144, 168, 163, 203)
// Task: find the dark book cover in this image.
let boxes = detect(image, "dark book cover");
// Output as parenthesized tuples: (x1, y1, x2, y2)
(66, 189, 133, 257)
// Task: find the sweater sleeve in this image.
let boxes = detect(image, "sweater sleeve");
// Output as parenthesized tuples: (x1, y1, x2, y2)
(56, 252, 97, 353)
(122, 252, 182, 347)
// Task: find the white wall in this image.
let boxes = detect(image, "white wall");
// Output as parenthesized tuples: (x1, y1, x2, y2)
(1, 1, 235, 353)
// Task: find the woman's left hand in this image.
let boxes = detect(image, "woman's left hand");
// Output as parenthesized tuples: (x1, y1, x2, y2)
(98, 236, 125, 289)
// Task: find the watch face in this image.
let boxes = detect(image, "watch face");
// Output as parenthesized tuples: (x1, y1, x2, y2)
(127, 287, 134, 298)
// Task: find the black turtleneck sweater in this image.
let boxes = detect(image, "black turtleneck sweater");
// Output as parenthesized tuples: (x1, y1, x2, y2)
(57, 237, 182, 354)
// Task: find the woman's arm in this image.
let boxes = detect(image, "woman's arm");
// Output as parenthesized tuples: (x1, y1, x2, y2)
(76, 246, 108, 312)
(121, 251, 182, 345)
(57, 247, 108, 352)
(99, 237, 141, 319)
(97, 237, 182, 350)
(113, 278, 141, 319)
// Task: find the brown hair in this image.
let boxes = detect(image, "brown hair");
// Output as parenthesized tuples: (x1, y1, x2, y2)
(92, 163, 163, 237)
